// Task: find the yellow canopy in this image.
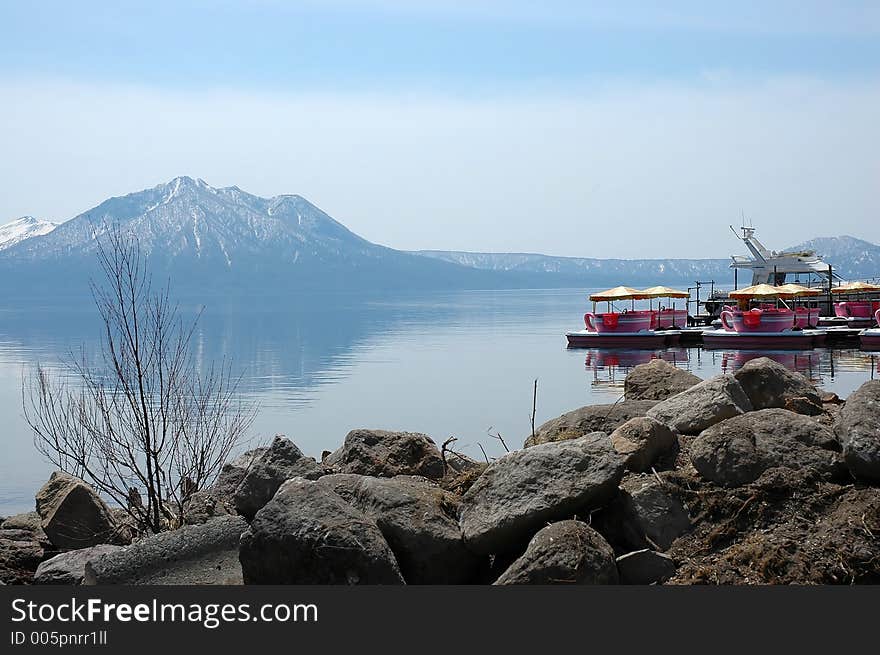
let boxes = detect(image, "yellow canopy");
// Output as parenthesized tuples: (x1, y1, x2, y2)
(639, 285, 689, 299)
(589, 286, 648, 301)
(831, 281, 880, 293)
(729, 283, 790, 299)
(776, 283, 822, 297)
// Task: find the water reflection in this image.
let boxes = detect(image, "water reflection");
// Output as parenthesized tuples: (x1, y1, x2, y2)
(583, 346, 878, 392)
(1, 289, 878, 514)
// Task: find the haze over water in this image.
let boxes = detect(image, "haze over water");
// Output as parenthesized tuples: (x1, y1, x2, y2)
(1, 288, 877, 515)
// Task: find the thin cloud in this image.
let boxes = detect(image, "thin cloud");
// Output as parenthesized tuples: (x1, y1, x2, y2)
(0, 76, 877, 258)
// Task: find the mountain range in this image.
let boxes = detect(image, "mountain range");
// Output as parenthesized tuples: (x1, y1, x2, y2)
(1, 176, 877, 297)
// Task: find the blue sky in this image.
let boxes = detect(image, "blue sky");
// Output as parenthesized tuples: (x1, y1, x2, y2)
(1, 1, 878, 257)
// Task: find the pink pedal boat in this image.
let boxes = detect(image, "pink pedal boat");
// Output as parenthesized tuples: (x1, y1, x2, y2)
(859, 310, 880, 350)
(566, 285, 682, 349)
(702, 284, 826, 349)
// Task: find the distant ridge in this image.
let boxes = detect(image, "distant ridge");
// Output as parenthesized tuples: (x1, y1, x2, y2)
(1, 177, 876, 297)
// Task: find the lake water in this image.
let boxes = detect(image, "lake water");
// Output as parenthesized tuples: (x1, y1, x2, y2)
(1, 288, 877, 515)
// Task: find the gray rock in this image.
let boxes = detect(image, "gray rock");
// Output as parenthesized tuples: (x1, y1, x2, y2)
(233, 436, 321, 519)
(34, 545, 123, 585)
(494, 520, 618, 585)
(84, 516, 247, 585)
(618, 476, 691, 551)
(240, 478, 404, 585)
(324, 429, 445, 480)
(0, 531, 44, 584)
(35, 472, 121, 549)
(835, 380, 880, 482)
(624, 359, 702, 401)
(525, 400, 658, 448)
(460, 433, 624, 555)
(213, 447, 268, 499)
(317, 474, 476, 584)
(182, 489, 233, 525)
(647, 375, 753, 435)
(108, 508, 137, 545)
(783, 396, 825, 416)
(616, 549, 676, 585)
(609, 417, 678, 472)
(443, 450, 483, 474)
(1, 512, 49, 544)
(734, 357, 822, 413)
(690, 409, 844, 487)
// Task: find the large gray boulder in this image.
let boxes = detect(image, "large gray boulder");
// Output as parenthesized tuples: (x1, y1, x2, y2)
(493, 521, 618, 585)
(690, 409, 844, 487)
(609, 417, 678, 472)
(233, 436, 321, 519)
(317, 474, 476, 584)
(34, 545, 123, 585)
(624, 359, 701, 401)
(323, 429, 445, 480)
(834, 380, 880, 482)
(239, 478, 404, 585)
(84, 516, 247, 585)
(525, 400, 658, 448)
(460, 433, 624, 555)
(35, 472, 121, 549)
(733, 357, 822, 413)
(647, 375, 753, 435)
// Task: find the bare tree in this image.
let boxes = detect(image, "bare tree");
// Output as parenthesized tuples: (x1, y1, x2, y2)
(24, 227, 256, 533)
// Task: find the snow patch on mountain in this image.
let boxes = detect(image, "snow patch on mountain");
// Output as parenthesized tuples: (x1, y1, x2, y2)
(0, 216, 58, 251)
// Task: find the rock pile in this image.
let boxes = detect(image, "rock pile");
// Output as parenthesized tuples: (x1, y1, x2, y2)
(3, 357, 878, 585)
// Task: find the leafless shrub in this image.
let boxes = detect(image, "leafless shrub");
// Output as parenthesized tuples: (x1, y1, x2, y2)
(24, 227, 256, 533)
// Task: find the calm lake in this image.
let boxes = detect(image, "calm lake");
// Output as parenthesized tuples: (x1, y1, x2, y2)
(1, 288, 877, 515)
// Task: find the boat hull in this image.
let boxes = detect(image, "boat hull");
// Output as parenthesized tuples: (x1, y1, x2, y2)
(566, 331, 668, 349)
(702, 329, 825, 350)
(861, 329, 880, 351)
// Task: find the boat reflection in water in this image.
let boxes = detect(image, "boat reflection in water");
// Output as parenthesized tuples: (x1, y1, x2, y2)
(717, 349, 823, 383)
(583, 348, 689, 390)
(582, 346, 878, 392)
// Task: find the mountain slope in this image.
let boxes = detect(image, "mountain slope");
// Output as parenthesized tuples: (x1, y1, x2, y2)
(788, 236, 880, 281)
(0, 177, 509, 295)
(0, 216, 57, 251)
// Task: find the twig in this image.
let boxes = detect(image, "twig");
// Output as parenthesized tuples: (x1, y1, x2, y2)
(477, 442, 490, 464)
(531, 378, 538, 442)
(651, 466, 665, 487)
(733, 494, 758, 521)
(440, 436, 458, 475)
(644, 534, 662, 551)
(601, 394, 626, 423)
(862, 512, 876, 539)
(486, 427, 510, 453)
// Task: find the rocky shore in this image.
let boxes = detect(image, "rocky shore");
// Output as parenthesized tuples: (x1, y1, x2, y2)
(2, 357, 878, 585)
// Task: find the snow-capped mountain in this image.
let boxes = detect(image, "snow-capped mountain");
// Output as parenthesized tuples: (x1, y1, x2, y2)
(0, 216, 57, 251)
(0, 177, 502, 295)
(2, 176, 876, 297)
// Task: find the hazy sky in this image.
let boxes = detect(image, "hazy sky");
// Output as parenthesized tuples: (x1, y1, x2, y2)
(1, 1, 878, 258)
